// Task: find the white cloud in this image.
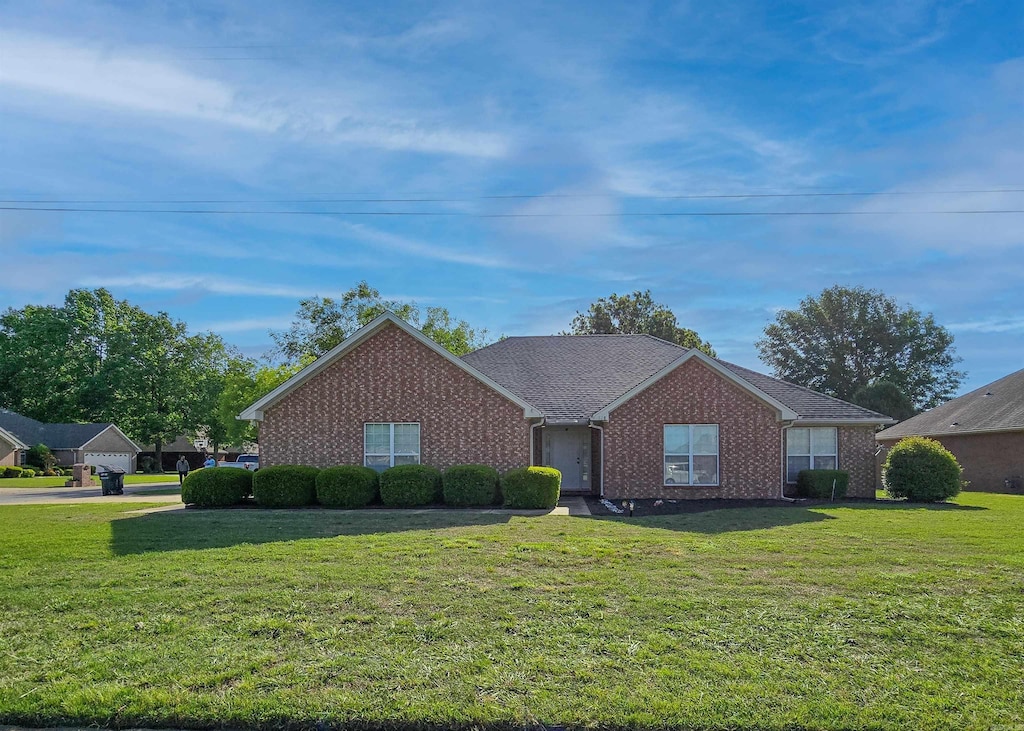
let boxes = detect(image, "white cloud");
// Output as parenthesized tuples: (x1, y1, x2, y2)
(194, 316, 296, 334)
(948, 316, 1024, 334)
(0, 33, 271, 129)
(0, 30, 510, 158)
(77, 274, 316, 299)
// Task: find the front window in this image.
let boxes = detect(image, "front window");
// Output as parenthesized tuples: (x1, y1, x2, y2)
(664, 424, 719, 486)
(786, 427, 838, 482)
(364, 423, 420, 472)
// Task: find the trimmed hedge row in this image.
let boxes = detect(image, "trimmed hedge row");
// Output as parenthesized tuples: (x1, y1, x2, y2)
(2, 466, 66, 478)
(254, 465, 320, 507)
(317, 466, 379, 508)
(501, 466, 562, 509)
(181, 467, 254, 507)
(796, 469, 849, 499)
(180, 462, 564, 510)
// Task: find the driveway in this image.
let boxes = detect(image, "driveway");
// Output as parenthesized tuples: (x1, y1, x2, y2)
(0, 482, 181, 505)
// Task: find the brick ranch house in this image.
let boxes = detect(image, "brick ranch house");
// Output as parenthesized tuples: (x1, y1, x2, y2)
(240, 313, 893, 500)
(0, 408, 141, 473)
(876, 367, 1024, 493)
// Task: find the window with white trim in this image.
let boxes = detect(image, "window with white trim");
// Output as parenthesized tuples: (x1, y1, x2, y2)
(664, 424, 719, 486)
(786, 427, 837, 483)
(364, 423, 420, 472)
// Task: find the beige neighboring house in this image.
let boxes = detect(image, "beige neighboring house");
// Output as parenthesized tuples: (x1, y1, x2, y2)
(0, 408, 141, 472)
(876, 368, 1024, 493)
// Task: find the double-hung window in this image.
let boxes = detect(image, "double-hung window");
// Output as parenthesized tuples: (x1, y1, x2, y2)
(664, 424, 719, 486)
(786, 427, 837, 483)
(364, 423, 420, 472)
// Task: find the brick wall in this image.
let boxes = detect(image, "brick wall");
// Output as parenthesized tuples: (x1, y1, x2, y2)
(602, 358, 783, 499)
(259, 323, 531, 471)
(878, 431, 1024, 493)
(838, 426, 878, 498)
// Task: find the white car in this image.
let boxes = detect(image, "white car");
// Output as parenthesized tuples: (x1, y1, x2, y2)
(219, 454, 260, 471)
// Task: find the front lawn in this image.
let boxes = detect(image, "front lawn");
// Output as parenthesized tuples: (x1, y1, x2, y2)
(0, 493, 1021, 730)
(0, 472, 179, 488)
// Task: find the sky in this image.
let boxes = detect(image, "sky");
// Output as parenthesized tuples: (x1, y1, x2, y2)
(0, 0, 1021, 394)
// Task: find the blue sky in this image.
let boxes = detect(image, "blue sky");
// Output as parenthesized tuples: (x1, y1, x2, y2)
(1, 0, 1021, 393)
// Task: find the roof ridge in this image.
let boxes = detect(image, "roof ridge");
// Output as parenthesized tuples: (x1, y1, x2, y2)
(716, 359, 892, 419)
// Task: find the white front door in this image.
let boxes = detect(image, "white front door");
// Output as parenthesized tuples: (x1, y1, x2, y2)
(543, 427, 591, 491)
(84, 452, 132, 472)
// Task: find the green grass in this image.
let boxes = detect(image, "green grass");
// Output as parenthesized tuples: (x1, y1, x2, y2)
(0, 472, 179, 488)
(0, 493, 1021, 730)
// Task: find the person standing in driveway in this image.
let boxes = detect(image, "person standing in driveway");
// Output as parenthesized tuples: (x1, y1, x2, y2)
(176, 455, 190, 484)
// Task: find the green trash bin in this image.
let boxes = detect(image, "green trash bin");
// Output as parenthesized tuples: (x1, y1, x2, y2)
(98, 466, 125, 495)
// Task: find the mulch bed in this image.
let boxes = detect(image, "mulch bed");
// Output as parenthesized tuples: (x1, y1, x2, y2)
(585, 495, 873, 517)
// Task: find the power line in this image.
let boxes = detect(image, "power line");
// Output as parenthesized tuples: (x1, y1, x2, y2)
(2, 188, 1022, 205)
(2, 206, 1022, 217)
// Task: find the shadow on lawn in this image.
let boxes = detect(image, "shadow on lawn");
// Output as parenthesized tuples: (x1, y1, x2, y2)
(585, 506, 836, 534)
(110, 508, 518, 555)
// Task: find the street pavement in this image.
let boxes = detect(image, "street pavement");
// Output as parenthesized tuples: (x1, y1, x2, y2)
(0, 482, 181, 505)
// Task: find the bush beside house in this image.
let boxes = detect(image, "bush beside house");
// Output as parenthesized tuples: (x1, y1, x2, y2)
(181, 468, 253, 507)
(379, 464, 443, 507)
(316, 466, 379, 508)
(883, 436, 962, 502)
(501, 467, 561, 509)
(253, 465, 320, 507)
(443, 464, 501, 506)
(796, 469, 849, 499)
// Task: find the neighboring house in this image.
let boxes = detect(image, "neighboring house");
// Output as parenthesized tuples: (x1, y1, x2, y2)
(0, 409, 141, 473)
(239, 313, 893, 500)
(876, 368, 1024, 493)
(138, 435, 256, 471)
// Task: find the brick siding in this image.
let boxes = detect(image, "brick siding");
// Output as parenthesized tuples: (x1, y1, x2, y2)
(838, 426, 878, 498)
(259, 323, 531, 471)
(602, 358, 784, 499)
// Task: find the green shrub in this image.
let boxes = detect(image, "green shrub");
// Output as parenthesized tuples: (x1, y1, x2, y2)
(501, 466, 561, 509)
(316, 466, 378, 508)
(20, 469, 35, 478)
(796, 469, 849, 499)
(253, 465, 320, 507)
(3, 466, 24, 478)
(181, 468, 253, 507)
(443, 464, 500, 506)
(883, 436, 962, 502)
(379, 464, 442, 507)
(26, 443, 55, 471)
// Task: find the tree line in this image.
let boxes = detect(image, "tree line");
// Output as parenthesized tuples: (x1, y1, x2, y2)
(0, 282, 963, 466)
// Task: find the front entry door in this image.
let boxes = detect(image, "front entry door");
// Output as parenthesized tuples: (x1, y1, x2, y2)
(543, 426, 591, 491)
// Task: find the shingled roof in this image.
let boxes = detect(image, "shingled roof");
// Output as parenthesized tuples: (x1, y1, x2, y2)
(462, 335, 891, 423)
(876, 368, 1024, 440)
(462, 335, 683, 421)
(0, 409, 126, 449)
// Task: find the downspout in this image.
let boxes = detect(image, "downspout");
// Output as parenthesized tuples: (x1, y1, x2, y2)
(530, 420, 544, 466)
(779, 421, 797, 501)
(590, 423, 605, 497)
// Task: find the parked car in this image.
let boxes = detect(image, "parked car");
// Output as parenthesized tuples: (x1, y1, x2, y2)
(218, 454, 260, 471)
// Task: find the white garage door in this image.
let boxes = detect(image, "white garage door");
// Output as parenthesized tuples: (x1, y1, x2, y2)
(84, 452, 132, 472)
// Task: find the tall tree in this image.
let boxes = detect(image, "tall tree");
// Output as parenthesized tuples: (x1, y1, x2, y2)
(217, 357, 302, 447)
(567, 290, 716, 356)
(756, 285, 964, 410)
(0, 289, 230, 467)
(271, 281, 488, 364)
(852, 381, 917, 422)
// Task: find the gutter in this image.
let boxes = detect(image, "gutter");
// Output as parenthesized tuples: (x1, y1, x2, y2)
(590, 423, 605, 498)
(530, 420, 544, 465)
(779, 421, 797, 502)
